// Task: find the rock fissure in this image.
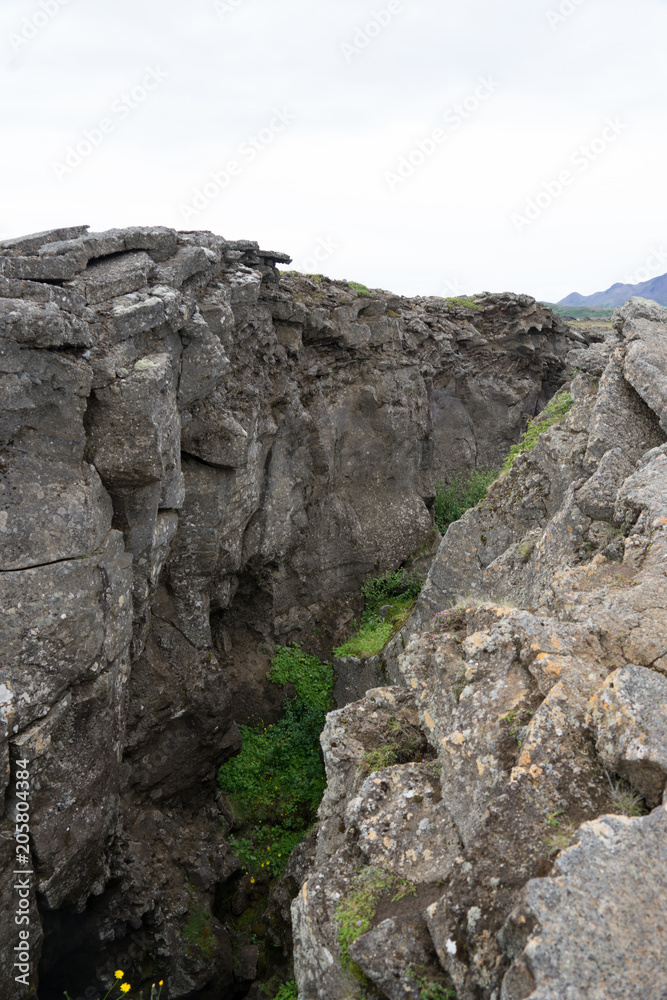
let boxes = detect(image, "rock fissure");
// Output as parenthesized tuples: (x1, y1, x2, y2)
(2, 225, 666, 1000)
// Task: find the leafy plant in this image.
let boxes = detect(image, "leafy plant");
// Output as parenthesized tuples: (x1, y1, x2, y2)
(360, 568, 423, 617)
(502, 392, 573, 473)
(269, 645, 334, 712)
(272, 981, 298, 1000)
(218, 648, 334, 878)
(433, 470, 498, 535)
(407, 968, 457, 1000)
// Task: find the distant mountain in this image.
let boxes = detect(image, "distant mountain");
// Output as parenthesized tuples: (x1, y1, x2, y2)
(559, 272, 667, 308)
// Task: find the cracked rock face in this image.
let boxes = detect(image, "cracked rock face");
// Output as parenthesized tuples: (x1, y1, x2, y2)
(502, 806, 667, 1000)
(0, 225, 576, 997)
(293, 298, 667, 1000)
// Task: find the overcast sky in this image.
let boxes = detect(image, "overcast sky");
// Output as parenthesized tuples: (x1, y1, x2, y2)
(1, 0, 666, 301)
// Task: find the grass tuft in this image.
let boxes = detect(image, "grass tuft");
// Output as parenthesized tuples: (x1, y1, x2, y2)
(433, 470, 498, 535)
(334, 569, 423, 659)
(502, 392, 573, 473)
(348, 280, 372, 297)
(336, 867, 416, 978)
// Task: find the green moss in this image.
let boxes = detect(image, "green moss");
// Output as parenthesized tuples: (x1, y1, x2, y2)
(336, 867, 416, 978)
(334, 610, 402, 658)
(502, 392, 573, 473)
(442, 295, 483, 311)
(184, 896, 217, 960)
(348, 280, 372, 297)
(433, 469, 498, 535)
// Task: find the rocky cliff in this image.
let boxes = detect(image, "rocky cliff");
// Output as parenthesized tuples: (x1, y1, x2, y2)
(293, 297, 667, 1000)
(0, 225, 578, 998)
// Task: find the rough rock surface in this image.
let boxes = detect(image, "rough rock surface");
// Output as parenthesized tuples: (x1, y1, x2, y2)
(293, 299, 667, 1000)
(0, 225, 576, 997)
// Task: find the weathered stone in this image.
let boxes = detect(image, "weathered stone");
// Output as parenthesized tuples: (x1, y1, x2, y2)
(0, 453, 112, 571)
(502, 805, 667, 1000)
(86, 352, 184, 505)
(348, 915, 443, 1000)
(0, 530, 132, 734)
(0, 297, 93, 347)
(348, 762, 462, 881)
(12, 667, 125, 910)
(0, 224, 89, 254)
(67, 250, 156, 304)
(121, 612, 240, 802)
(177, 310, 228, 408)
(589, 664, 667, 806)
(0, 254, 85, 280)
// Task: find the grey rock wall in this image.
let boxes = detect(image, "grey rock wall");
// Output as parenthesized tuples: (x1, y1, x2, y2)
(0, 225, 576, 997)
(293, 299, 667, 1000)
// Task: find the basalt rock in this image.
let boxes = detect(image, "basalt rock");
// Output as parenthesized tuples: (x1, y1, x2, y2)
(293, 299, 667, 1000)
(0, 225, 577, 998)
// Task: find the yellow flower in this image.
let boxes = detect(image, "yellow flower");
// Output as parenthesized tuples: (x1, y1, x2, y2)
(121, 985, 131, 994)
(115, 971, 125, 980)
(250, 877, 255, 883)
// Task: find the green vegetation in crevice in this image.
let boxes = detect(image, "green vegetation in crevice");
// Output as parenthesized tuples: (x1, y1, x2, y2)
(184, 891, 218, 960)
(433, 470, 498, 535)
(606, 774, 649, 818)
(217, 646, 334, 879)
(502, 391, 573, 473)
(336, 867, 417, 980)
(271, 981, 298, 1000)
(358, 714, 428, 776)
(407, 968, 457, 1000)
(333, 568, 423, 659)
